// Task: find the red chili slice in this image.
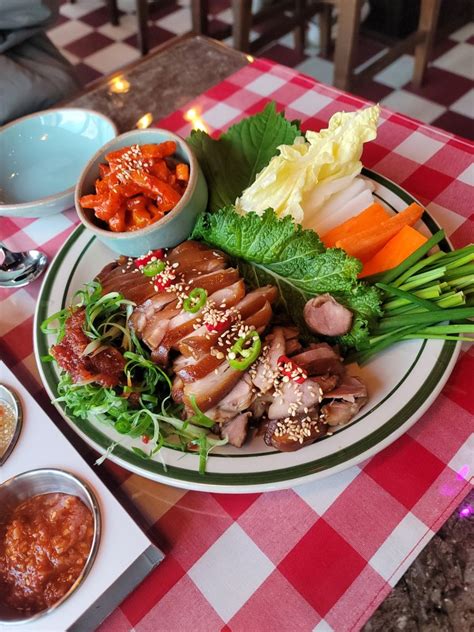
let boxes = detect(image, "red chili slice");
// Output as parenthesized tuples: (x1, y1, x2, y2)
(154, 276, 172, 292)
(141, 434, 150, 444)
(134, 249, 165, 268)
(205, 318, 231, 333)
(277, 355, 307, 384)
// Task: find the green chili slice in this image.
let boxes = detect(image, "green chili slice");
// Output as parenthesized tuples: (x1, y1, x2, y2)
(183, 288, 207, 313)
(115, 419, 132, 434)
(228, 330, 261, 370)
(143, 260, 166, 277)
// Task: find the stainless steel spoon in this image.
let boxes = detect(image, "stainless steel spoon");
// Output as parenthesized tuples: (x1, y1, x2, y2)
(0, 242, 48, 288)
(0, 384, 22, 466)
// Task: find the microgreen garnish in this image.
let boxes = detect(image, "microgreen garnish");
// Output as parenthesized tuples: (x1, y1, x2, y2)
(43, 280, 223, 473)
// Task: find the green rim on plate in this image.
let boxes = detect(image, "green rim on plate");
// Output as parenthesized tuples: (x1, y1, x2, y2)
(34, 169, 459, 488)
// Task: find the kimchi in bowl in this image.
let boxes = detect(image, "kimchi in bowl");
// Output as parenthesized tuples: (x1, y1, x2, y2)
(75, 128, 208, 257)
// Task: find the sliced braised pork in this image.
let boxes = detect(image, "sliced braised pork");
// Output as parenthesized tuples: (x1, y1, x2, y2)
(304, 294, 353, 336)
(207, 374, 254, 419)
(96, 241, 229, 307)
(97, 259, 158, 305)
(252, 327, 285, 394)
(267, 379, 322, 420)
(320, 375, 368, 426)
(152, 279, 246, 365)
(178, 286, 276, 359)
(167, 240, 228, 278)
(221, 412, 251, 448)
(320, 398, 368, 426)
(324, 375, 367, 401)
(182, 362, 244, 413)
(93, 240, 368, 454)
(175, 354, 222, 384)
(132, 303, 180, 352)
(290, 343, 345, 377)
(264, 411, 328, 451)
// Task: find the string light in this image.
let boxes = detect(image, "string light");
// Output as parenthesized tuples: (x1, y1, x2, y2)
(184, 107, 209, 132)
(246, 54, 255, 62)
(136, 112, 153, 129)
(108, 76, 130, 94)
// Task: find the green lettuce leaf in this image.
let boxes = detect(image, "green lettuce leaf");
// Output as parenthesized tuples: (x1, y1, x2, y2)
(192, 207, 382, 348)
(187, 102, 301, 212)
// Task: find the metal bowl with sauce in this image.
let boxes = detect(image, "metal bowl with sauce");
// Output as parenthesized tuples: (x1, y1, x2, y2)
(0, 468, 101, 625)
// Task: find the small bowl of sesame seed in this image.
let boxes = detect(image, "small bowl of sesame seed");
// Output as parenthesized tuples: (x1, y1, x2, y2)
(75, 128, 208, 257)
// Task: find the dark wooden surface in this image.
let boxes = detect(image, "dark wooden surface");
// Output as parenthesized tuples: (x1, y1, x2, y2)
(66, 35, 248, 133)
(65, 35, 472, 631)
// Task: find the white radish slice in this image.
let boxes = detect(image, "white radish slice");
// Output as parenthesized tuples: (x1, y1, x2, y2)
(311, 177, 367, 219)
(302, 176, 371, 234)
(360, 175, 376, 191)
(302, 174, 356, 228)
(310, 188, 374, 236)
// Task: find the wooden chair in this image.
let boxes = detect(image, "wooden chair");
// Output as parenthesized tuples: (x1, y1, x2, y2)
(192, 0, 324, 56)
(191, 0, 441, 91)
(319, 0, 441, 90)
(68, 0, 149, 55)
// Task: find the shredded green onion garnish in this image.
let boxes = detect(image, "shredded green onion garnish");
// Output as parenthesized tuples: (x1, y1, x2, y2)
(43, 280, 226, 474)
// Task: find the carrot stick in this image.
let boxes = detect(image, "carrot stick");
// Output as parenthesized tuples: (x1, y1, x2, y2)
(336, 203, 425, 262)
(140, 141, 177, 159)
(79, 194, 102, 209)
(108, 207, 126, 232)
(176, 163, 189, 182)
(150, 159, 170, 181)
(322, 202, 391, 248)
(130, 171, 181, 206)
(98, 163, 110, 178)
(359, 225, 428, 278)
(104, 146, 131, 162)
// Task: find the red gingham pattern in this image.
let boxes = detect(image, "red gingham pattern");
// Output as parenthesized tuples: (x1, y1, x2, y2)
(0, 58, 472, 631)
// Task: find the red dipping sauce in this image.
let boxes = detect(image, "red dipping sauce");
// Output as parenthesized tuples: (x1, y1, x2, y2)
(0, 493, 94, 614)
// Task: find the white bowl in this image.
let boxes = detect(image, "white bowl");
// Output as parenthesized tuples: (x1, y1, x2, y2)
(0, 108, 117, 218)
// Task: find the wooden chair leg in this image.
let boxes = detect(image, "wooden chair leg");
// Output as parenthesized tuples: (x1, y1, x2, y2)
(192, 0, 209, 34)
(232, 0, 253, 53)
(107, 0, 120, 26)
(412, 0, 441, 88)
(333, 0, 362, 91)
(294, 0, 306, 56)
(136, 0, 149, 56)
(319, 4, 332, 58)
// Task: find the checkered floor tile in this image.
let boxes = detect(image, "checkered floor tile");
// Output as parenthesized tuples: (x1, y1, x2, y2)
(50, 1, 473, 139)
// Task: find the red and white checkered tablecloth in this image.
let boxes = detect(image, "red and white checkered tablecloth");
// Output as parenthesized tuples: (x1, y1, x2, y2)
(1, 58, 473, 632)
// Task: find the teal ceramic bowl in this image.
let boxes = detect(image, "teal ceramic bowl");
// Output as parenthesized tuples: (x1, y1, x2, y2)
(75, 129, 208, 257)
(0, 108, 117, 218)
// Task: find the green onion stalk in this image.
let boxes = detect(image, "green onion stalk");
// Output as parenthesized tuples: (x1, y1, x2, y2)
(351, 231, 474, 363)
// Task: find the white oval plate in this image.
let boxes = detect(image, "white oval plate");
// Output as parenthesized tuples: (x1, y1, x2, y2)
(34, 170, 460, 493)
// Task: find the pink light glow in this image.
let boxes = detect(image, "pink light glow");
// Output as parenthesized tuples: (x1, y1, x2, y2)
(459, 505, 472, 518)
(456, 464, 470, 481)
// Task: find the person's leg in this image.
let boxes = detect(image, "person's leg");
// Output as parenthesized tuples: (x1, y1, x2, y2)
(0, 32, 79, 125)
